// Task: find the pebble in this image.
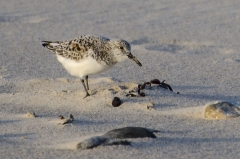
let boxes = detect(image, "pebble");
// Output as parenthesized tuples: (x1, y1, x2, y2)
(112, 97, 122, 107)
(204, 101, 240, 119)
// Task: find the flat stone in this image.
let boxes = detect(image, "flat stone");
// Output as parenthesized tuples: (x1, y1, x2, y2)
(76, 127, 159, 149)
(102, 127, 160, 139)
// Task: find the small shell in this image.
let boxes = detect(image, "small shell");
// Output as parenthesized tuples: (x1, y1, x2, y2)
(58, 114, 74, 125)
(27, 112, 36, 118)
(147, 102, 155, 109)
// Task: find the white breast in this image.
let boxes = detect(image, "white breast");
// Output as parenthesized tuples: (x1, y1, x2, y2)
(56, 55, 114, 79)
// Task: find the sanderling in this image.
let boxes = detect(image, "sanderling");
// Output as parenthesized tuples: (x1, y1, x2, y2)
(42, 35, 142, 97)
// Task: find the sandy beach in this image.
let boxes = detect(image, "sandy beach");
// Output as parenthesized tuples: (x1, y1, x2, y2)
(1, 0, 240, 158)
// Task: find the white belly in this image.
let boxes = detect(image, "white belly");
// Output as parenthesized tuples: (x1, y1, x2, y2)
(56, 55, 114, 79)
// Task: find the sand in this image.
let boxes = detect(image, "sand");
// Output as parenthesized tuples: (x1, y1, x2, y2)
(1, 0, 240, 158)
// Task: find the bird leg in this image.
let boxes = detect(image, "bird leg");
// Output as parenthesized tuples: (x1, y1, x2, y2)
(81, 79, 90, 97)
(85, 75, 89, 90)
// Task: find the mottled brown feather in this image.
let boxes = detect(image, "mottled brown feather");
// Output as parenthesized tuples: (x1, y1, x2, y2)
(42, 35, 119, 64)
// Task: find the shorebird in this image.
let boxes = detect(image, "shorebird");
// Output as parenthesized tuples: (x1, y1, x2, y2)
(42, 35, 142, 97)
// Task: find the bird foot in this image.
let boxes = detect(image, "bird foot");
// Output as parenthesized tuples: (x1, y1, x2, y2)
(83, 93, 90, 98)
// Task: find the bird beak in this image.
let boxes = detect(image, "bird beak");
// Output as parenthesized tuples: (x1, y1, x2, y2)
(127, 53, 142, 67)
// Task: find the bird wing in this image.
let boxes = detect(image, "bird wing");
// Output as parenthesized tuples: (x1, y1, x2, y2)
(42, 35, 109, 60)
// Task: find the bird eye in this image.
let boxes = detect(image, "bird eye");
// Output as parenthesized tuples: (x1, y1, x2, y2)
(119, 46, 124, 50)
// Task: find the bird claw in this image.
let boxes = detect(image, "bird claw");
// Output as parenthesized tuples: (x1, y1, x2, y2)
(83, 93, 90, 98)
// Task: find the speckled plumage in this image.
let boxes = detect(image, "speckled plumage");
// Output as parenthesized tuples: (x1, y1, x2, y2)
(42, 35, 142, 97)
(42, 35, 131, 65)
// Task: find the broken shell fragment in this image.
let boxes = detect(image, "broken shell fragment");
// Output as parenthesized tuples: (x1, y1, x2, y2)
(27, 112, 36, 118)
(147, 102, 155, 109)
(58, 114, 74, 125)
